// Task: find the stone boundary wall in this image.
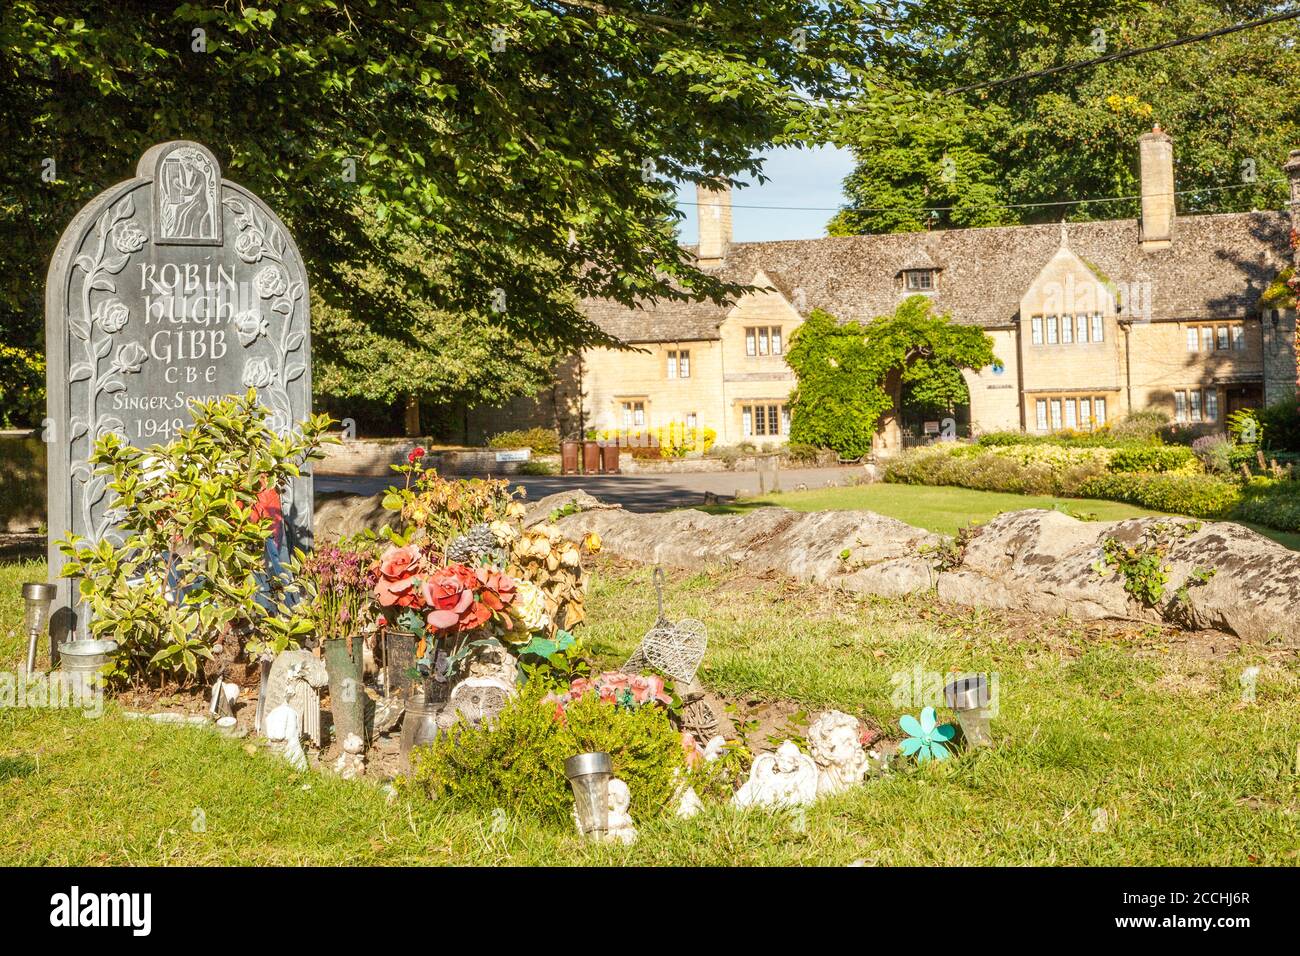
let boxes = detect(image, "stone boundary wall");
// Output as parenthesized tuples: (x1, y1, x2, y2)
(317, 437, 549, 476)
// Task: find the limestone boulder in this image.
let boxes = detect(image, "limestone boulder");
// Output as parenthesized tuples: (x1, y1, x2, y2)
(314, 492, 390, 542)
(311, 490, 1300, 641)
(548, 499, 1300, 641)
(552, 505, 940, 586)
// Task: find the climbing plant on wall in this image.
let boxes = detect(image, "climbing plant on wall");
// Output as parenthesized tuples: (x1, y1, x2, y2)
(785, 296, 996, 458)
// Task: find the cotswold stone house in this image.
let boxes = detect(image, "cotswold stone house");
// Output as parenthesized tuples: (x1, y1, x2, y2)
(469, 130, 1300, 450)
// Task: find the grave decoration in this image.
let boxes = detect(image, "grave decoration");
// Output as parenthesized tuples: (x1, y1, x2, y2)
(732, 740, 819, 810)
(46, 141, 314, 647)
(808, 709, 870, 795)
(898, 707, 958, 763)
(373, 455, 598, 726)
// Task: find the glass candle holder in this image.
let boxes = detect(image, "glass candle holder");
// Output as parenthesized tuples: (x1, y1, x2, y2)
(565, 752, 612, 839)
(943, 674, 994, 748)
(22, 582, 57, 673)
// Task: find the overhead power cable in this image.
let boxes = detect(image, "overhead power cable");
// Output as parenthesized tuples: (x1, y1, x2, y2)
(676, 178, 1289, 215)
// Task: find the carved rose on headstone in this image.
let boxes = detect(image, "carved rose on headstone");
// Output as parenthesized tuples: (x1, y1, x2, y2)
(242, 356, 276, 389)
(254, 264, 287, 298)
(234, 310, 268, 347)
(111, 342, 148, 374)
(112, 221, 148, 254)
(94, 299, 130, 334)
(235, 228, 265, 263)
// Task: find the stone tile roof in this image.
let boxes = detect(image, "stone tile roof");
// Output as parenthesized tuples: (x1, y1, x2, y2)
(582, 211, 1293, 342)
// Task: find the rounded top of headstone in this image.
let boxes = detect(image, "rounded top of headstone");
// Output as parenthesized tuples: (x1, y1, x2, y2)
(135, 140, 222, 181)
(136, 141, 224, 247)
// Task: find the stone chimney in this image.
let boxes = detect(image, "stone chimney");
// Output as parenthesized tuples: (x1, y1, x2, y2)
(1138, 124, 1175, 251)
(1286, 148, 1300, 266)
(696, 182, 732, 267)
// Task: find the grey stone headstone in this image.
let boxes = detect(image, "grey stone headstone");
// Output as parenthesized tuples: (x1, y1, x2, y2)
(44, 141, 313, 645)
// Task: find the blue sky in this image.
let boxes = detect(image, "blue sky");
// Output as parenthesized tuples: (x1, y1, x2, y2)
(673, 144, 855, 244)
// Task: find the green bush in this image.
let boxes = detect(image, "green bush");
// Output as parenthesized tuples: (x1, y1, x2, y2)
(516, 458, 559, 475)
(407, 680, 685, 829)
(1233, 477, 1300, 532)
(0, 344, 45, 428)
(1106, 445, 1196, 474)
(57, 391, 332, 682)
(1111, 410, 1172, 443)
(782, 442, 824, 464)
(885, 443, 1110, 496)
(976, 429, 1120, 449)
(1077, 472, 1241, 519)
(1258, 398, 1300, 453)
(487, 427, 560, 455)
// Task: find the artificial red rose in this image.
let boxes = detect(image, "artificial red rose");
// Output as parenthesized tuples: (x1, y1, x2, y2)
(375, 574, 418, 608)
(379, 544, 420, 580)
(681, 732, 703, 769)
(476, 568, 516, 611)
(422, 563, 482, 632)
(458, 600, 493, 632)
(631, 674, 671, 706)
(599, 671, 631, 694)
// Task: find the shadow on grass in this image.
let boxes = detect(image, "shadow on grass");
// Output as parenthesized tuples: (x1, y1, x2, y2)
(0, 755, 37, 782)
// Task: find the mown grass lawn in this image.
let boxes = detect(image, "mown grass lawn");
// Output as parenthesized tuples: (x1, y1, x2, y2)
(1, 556, 1297, 866)
(704, 482, 1300, 551)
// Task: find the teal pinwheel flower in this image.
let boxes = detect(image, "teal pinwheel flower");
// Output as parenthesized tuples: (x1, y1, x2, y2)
(898, 707, 956, 763)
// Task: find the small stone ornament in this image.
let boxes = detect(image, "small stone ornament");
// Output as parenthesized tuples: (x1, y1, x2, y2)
(675, 786, 704, 820)
(605, 778, 638, 845)
(265, 650, 329, 747)
(623, 566, 707, 685)
(808, 710, 868, 796)
(732, 740, 818, 810)
(264, 704, 307, 772)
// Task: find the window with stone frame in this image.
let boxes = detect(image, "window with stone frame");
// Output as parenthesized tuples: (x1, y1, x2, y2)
(1174, 388, 1218, 423)
(621, 400, 647, 429)
(667, 349, 691, 379)
(742, 401, 786, 437)
(1033, 392, 1111, 432)
(904, 269, 936, 291)
(745, 326, 783, 357)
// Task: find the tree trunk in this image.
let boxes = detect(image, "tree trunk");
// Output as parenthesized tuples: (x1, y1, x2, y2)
(403, 394, 420, 438)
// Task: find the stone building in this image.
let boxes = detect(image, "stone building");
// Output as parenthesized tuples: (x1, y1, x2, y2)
(468, 129, 1300, 449)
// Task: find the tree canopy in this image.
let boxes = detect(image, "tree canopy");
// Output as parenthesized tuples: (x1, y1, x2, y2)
(829, 0, 1300, 235)
(4, 1, 1149, 424)
(785, 296, 996, 458)
(1, 0, 902, 414)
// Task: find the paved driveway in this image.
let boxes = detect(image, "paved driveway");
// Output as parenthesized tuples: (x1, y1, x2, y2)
(315, 465, 862, 513)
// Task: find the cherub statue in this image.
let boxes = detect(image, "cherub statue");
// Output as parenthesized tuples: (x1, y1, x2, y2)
(606, 778, 638, 845)
(808, 710, 868, 796)
(732, 740, 818, 809)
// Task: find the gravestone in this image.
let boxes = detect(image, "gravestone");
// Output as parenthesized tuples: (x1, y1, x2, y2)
(44, 141, 313, 645)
